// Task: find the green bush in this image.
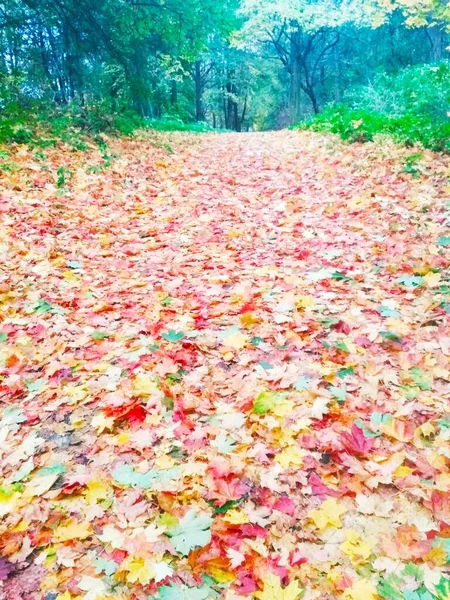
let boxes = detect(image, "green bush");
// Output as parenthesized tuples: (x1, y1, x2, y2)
(144, 116, 215, 132)
(293, 61, 450, 153)
(0, 100, 147, 146)
(0, 100, 217, 147)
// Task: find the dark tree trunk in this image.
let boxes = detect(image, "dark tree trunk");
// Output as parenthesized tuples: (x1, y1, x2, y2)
(170, 80, 177, 105)
(194, 60, 204, 121)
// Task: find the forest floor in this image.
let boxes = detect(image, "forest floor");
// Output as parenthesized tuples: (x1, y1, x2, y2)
(1, 131, 450, 600)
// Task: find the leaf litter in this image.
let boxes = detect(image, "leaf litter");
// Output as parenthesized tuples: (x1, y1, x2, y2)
(0, 130, 450, 599)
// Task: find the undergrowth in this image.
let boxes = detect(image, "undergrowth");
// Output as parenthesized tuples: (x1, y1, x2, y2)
(0, 101, 217, 148)
(293, 61, 450, 153)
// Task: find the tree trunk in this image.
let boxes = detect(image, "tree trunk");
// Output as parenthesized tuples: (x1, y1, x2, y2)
(428, 26, 444, 62)
(290, 59, 302, 123)
(170, 80, 177, 106)
(194, 61, 204, 121)
(289, 32, 302, 124)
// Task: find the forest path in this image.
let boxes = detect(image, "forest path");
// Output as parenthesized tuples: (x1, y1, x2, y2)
(1, 130, 450, 599)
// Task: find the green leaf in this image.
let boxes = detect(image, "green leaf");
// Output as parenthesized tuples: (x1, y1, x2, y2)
(370, 412, 392, 428)
(91, 330, 110, 340)
(112, 464, 181, 489)
(435, 576, 450, 598)
(1, 407, 26, 427)
(328, 383, 346, 403)
(380, 331, 402, 343)
(38, 463, 66, 477)
(212, 434, 236, 454)
(259, 361, 273, 370)
(331, 271, 352, 282)
(397, 275, 423, 287)
(155, 582, 211, 600)
(67, 260, 82, 269)
(95, 557, 118, 576)
(379, 305, 401, 318)
(337, 367, 354, 378)
(354, 418, 379, 438)
(294, 376, 310, 390)
(0, 332, 8, 342)
(250, 336, 264, 347)
(25, 379, 46, 394)
(33, 299, 53, 313)
(112, 464, 156, 489)
(253, 391, 288, 415)
(437, 236, 450, 247)
(166, 510, 212, 555)
(320, 317, 337, 329)
(335, 340, 350, 352)
(162, 330, 185, 343)
(212, 498, 241, 514)
(161, 296, 173, 306)
(409, 367, 432, 391)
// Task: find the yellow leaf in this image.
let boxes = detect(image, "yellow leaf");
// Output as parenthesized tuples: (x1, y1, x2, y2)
(56, 593, 82, 600)
(393, 465, 414, 478)
(308, 498, 346, 530)
(340, 530, 372, 564)
(424, 272, 441, 288)
(342, 579, 379, 600)
(91, 413, 115, 433)
(154, 454, 176, 469)
(208, 565, 236, 583)
(222, 332, 248, 349)
(133, 374, 158, 395)
(275, 446, 304, 468)
(85, 480, 112, 505)
(223, 509, 249, 524)
(122, 558, 155, 585)
(272, 398, 295, 418)
(65, 385, 89, 404)
(62, 270, 81, 283)
(296, 295, 314, 309)
(13, 521, 29, 532)
(54, 520, 93, 542)
(240, 313, 259, 327)
(116, 432, 130, 445)
(254, 573, 302, 600)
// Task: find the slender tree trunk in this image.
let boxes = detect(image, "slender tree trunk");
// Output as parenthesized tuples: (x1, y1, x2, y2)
(170, 80, 177, 106)
(289, 32, 302, 124)
(194, 60, 204, 121)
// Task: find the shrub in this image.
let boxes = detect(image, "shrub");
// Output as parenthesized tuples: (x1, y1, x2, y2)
(293, 61, 450, 153)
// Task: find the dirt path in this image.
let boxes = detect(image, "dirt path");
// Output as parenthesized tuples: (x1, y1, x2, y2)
(1, 131, 449, 600)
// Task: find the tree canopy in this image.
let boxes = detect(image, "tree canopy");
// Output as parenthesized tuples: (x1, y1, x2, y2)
(0, 0, 449, 131)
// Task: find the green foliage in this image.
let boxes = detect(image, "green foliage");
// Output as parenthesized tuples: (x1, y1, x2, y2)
(145, 117, 215, 132)
(0, 100, 147, 146)
(295, 62, 450, 152)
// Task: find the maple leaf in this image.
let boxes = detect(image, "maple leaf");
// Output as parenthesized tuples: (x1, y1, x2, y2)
(155, 582, 211, 600)
(342, 579, 378, 600)
(340, 530, 372, 564)
(162, 330, 185, 343)
(167, 510, 212, 555)
(78, 575, 107, 600)
(275, 446, 304, 468)
(253, 573, 302, 600)
(308, 498, 347, 530)
(253, 391, 290, 415)
(122, 557, 155, 585)
(54, 520, 93, 542)
(341, 424, 374, 455)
